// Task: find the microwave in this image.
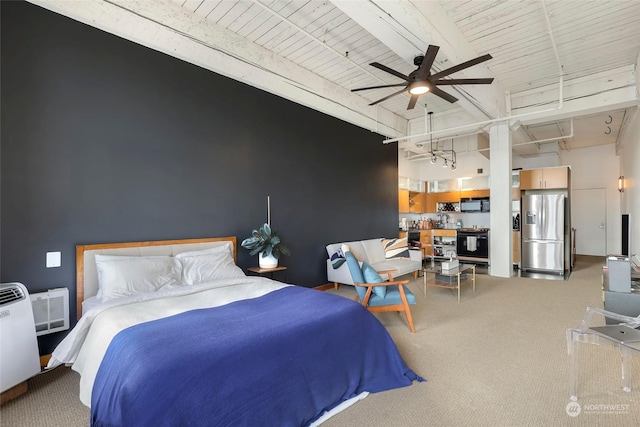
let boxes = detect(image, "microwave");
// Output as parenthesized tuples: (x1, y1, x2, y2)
(460, 197, 490, 213)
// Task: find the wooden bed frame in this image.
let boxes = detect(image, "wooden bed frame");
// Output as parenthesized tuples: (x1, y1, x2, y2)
(75, 236, 237, 320)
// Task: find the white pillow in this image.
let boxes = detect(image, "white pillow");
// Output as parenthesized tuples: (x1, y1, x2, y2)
(174, 242, 233, 258)
(176, 248, 245, 285)
(95, 255, 182, 302)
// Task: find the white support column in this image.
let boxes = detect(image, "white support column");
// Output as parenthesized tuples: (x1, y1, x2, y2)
(489, 122, 513, 277)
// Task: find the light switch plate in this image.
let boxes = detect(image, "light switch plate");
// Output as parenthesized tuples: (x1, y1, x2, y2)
(46, 251, 61, 268)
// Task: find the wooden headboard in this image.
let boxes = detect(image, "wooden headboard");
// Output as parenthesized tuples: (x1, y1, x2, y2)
(75, 236, 237, 320)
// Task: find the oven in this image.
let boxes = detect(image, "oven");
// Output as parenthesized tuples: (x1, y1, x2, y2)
(408, 231, 421, 249)
(456, 229, 489, 262)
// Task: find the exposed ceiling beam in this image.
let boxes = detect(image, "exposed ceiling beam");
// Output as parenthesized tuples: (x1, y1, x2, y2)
(331, 0, 506, 121)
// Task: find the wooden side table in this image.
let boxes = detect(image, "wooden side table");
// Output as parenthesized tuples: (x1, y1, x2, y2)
(247, 266, 287, 280)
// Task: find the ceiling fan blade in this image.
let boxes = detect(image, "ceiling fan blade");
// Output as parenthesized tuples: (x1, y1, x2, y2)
(407, 94, 420, 110)
(430, 53, 493, 80)
(370, 62, 411, 81)
(369, 87, 408, 106)
(351, 83, 408, 92)
(430, 86, 458, 103)
(434, 78, 495, 85)
(417, 45, 439, 80)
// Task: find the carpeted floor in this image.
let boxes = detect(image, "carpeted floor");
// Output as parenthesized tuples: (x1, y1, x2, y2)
(2, 256, 640, 426)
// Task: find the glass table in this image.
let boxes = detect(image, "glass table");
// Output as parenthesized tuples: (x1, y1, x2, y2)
(423, 263, 476, 302)
(567, 306, 640, 401)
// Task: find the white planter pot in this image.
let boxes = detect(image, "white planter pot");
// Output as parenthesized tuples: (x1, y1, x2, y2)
(259, 252, 278, 268)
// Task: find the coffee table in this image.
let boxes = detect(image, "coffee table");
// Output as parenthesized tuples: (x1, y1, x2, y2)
(423, 263, 476, 302)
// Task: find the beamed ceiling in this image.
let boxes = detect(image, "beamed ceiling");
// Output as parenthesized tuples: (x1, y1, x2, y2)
(29, 0, 640, 160)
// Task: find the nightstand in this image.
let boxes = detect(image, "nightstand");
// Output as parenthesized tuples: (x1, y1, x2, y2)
(247, 266, 287, 280)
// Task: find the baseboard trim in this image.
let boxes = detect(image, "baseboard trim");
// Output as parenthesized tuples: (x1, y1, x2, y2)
(1, 381, 28, 406)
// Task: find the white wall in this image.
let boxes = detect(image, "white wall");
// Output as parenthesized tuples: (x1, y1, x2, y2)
(419, 148, 491, 183)
(398, 150, 422, 179)
(561, 144, 621, 255)
(619, 106, 640, 255)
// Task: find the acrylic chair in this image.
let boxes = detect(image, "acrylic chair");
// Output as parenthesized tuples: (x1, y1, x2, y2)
(344, 251, 416, 333)
(567, 306, 640, 401)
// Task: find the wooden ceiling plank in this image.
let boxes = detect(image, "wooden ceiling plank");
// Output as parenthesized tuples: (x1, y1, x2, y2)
(202, 0, 237, 23)
(182, 0, 204, 13)
(215, 1, 254, 28)
(191, 0, 219, 18)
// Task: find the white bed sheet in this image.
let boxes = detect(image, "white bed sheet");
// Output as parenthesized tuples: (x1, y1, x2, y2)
(81, 296, 101, 314)
(48, 276, 289, 407)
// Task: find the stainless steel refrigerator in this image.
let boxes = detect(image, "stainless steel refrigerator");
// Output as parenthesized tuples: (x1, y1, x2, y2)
(521, 194, 565, 273)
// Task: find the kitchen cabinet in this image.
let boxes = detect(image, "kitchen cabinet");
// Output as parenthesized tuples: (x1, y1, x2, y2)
(399, 189, 426, 213)
(420, 230, 433, 257)
(512, 184, 521, 200)
(520, 166, 569, 190)
(513, 231, 520, 265)
(399, 189, 410, 213)
(460, 189, 490, 199)
(435, 191, 460, 203)
(424, 193, 437, 213)
(409, 191, 424, 213)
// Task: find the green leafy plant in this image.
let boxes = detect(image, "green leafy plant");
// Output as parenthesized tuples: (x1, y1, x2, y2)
(241, 223, 291, 259)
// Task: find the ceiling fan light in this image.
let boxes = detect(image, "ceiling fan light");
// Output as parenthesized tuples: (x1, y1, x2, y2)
(408, 82, 430, 95)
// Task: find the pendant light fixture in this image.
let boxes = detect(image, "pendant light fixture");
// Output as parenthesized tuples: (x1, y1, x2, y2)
(427, 111, 457, 169)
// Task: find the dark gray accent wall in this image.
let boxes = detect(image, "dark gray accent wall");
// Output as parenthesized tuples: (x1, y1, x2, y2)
(1, 1, 399, 354)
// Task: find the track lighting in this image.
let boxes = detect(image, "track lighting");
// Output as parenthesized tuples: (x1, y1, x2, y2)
(425, 123, 457, 169)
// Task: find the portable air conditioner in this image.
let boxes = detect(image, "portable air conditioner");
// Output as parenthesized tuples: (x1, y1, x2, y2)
(0, 282, 41, 393)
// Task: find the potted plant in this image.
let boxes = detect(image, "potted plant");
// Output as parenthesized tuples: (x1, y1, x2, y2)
(241, 223, 290, 268)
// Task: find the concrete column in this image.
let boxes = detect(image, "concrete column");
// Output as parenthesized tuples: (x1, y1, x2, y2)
(489, 122, 513, 277)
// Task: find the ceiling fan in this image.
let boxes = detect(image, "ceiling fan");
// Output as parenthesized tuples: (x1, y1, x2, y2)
(352, 45, 494, 110)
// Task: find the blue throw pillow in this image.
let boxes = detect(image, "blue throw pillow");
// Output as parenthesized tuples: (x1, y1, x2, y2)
(361, 261, 386, 298)
(344, 251, 365, 284)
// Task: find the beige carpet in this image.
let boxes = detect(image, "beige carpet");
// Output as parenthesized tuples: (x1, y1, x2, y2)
(2, 256, 640, 426)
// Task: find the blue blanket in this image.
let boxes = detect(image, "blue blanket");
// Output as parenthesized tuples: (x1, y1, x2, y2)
(91, 286, 423, 427)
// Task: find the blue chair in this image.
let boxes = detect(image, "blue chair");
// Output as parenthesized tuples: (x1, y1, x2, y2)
(344, 251, 417, 333)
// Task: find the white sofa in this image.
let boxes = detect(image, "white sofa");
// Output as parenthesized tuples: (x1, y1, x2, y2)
(326, 238, 422, 287)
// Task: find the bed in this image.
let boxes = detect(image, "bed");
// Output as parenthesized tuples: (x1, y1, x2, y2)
(48, 236, 423, 426)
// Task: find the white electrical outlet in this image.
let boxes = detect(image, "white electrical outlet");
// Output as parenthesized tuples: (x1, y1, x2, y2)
(46, 251, 61, 268)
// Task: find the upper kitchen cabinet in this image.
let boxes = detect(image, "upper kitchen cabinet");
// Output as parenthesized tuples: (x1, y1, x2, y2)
(409, 191, 424, 212)
(399, 189, 424, 213)
(399, 177, 426, 213)
(399, 177, 425, 192)
(460, 189, 490, 199)
(435, 191, 460, 203)
(424, 192, 437, 213)
(520, 166, 569, 190)
(399, 189, 410, 212)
